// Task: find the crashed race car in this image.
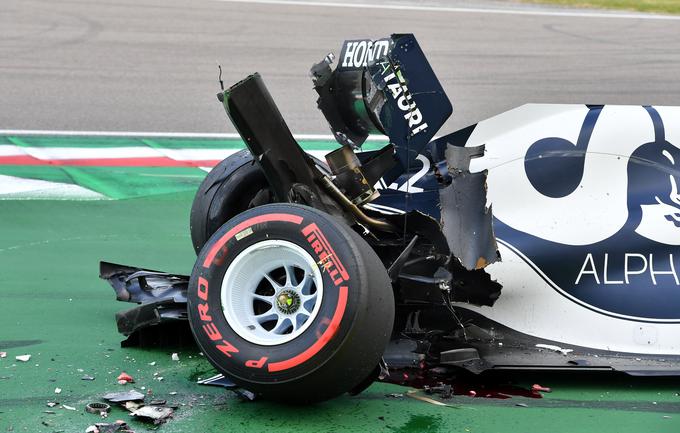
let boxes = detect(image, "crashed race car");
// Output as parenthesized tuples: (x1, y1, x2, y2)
(101, 34, 680, 402)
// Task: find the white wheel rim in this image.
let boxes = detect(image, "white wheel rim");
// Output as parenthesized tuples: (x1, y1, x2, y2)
(220, 239, 324, 346)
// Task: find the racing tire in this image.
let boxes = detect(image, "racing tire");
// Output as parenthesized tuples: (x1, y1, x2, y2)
(190, 150, 271, 254)
(189, 150, 330, 254)
(187, 203, 395, 402)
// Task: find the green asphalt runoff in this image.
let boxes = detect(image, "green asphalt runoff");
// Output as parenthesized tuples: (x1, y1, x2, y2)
(0, 134, 386, 200)
(0, 135, 679, 433)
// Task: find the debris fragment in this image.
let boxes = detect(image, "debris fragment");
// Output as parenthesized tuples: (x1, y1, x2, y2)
(82, 375, 96, 381)
(117, 372, 134, 384)
(54, 387, 62, 394)
(131, 405, 174, 424)
(381, 366, 544, 400)
(86, 402, 111, 416)
(123, 401, 143, 412)
(535, 344, 573, 356)
(86, 421, 133, 433)
(171, 353, 179, 361)
(440, 144, 499, 271)
(47, 402, 58, 407)
(424, 384, 453, 399)
(15, 354, 31, 362)
(197, 374, 236, 389)
(148, 362, 156, 366)
(233, 389, 256, 401)
(62, 404, 77, 411)
(406, 390, 452, 407)
(531, 384, 552, 393)
(102, 390, 145, 403)
(0, 352, 6, 358)
(515, 403, 529, 408)
(385, 393, 404, 399)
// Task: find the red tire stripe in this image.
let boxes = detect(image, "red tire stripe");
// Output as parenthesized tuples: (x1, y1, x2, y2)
(202, 213, 304, 268)
(267, 286, 348, 372)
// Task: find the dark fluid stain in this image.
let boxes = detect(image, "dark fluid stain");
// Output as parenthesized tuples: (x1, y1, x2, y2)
(382, 367, 543, 399)
(394, 415, 443, 433)
(0, 340, 42, 349)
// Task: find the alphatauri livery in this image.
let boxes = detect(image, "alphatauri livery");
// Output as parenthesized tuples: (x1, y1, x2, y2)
(370, 103, 680, 356)
(102, 34, 680, 403)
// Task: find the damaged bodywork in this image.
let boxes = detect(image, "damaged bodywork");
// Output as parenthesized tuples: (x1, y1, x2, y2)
(100, 262, 192, 347)
(101, 33, 680, 401)
(440, 144, 498, 271)
(217, 34, 501, 283)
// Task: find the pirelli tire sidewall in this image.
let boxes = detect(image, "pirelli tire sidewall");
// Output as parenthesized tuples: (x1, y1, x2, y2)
(187, 203, 393, 397)
(189, 149, 268, 254)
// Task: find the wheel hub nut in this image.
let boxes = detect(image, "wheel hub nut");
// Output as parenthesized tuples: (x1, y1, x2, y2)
(276, 290, 301, 314)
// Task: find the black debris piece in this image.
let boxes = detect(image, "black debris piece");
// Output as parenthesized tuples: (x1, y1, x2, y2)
(99, 262, 195, 347)
(424, 383, 453, 399)
(233, 389, 257, 401)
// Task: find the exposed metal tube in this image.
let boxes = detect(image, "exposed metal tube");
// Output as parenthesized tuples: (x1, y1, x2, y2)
(320, 176, 397, 233)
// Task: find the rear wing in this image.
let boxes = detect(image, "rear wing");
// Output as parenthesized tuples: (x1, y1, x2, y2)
(311, 34, 453, 184)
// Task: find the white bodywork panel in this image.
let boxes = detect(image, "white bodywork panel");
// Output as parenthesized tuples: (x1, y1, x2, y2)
(458, 104, 680, 355)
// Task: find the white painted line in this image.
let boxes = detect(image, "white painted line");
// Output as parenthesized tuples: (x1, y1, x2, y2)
(159, 148, 242, 161)
(0, 145, 330, 163)
(0, 129, 242, 138)
(0, 146, 236, 161)
(0, 174, 105, 200)
(212, 0, 680, 20)
(0, 145, 26, 157)
(19, 146, 162, 160)
(0, 129, 387, 141)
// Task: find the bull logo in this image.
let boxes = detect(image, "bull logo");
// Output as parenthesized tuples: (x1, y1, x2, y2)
(524, 106, 680, 243)
(626, 107, 680, 243)
(493, 105, 680, 322)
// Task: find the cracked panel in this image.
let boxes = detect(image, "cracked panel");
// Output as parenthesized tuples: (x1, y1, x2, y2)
(440, 144, 500, 270)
